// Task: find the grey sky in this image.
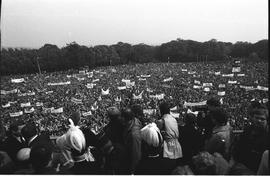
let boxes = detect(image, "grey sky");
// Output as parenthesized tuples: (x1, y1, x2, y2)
(1, 0, 268, 48)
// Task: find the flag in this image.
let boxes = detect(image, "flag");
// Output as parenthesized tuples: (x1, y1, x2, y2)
(133, 91, 144, 99)
(101, 88, 110, 95)
(51, 107, 63, 114)
(82, 111, 92, 116)
(228, 80, 237, 84)
(203, 83, 213, 87)
(117, 86, 126, 90)
(25, 107, 35, 114)
(194, 80, 201, 84)
(163, 77, 173, 82)
(218, 91, 226, 96)
(10, 111, 23, 117)
(232, 67, 241, 73)
(71, 97, 83, 104)
(21, 102, 31, 108)
(11, 78, 25, 83)
(2, 102, 11, 108)
(218, 84, 226, 88)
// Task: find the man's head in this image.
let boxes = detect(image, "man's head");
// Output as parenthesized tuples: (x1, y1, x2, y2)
(131, 104, 144, 118)
(249, 103, 268, 131)
(159, 102, 170, 116)
(107, 106, 121, 123)
(9, 119, 25, 137)
(122, 107, 134, 124)
(21, 122, 38, 140)
(206, 97, 221, 111)
(70, 111, 81, 126)
(208, 108, 228, 126)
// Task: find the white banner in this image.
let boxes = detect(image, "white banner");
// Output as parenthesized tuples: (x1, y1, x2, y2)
(188, 71, 196, 75)
(133, 91, 144, 99)
(45, 91, 54, 94)
(2, 102, 11, 108)
(117, 86, 126, 90)
(232, 67, 241, 73)
(235, 60, 240, 64)
(141, 74, 151, 78)
(228, 80, 237, 84)
(21, 102, 31, 108)
(187, 109, 199, 116)
(183, 100, 207, 107)
(10, 111, 23, 117)
(182, 69, 187, 72)
(146, 88, 154, 93)
(139, 78, 146, 81)
(51, 107, 63, 114)
(126, 81, 135, 88)
(163, 77, 173, 82)
(92, 79, 100, 83)
(115, 96, 122, 102)
(143, 109, 156, 115)
(86, 83, 96, 89)
(193, 85, 201, 89)
(239, 85, 256, 91)
(218, 84, 226, 88)
(25, 107, 35, 114)
(262, 98, 268, 103)
(11, 78, 25, 83)
(203, 83, 213, 87)
(1, 89, 18, 95)
(18, 92, 36, 97)
(214, 71, 221, 75)
(36, 102, 43, 107)
(218, 91, 226, 96)
(71, 97, 83, 104)
(237, 74, 245, 77)
(222, 74, 234, 77)
(194, 80, 201, 84)
(170, 106, 177, 111)
(121, 79, 130, 83)
(82, 111, 92, 116)
(149, 93, 165, 100)
(48, 81, 71, 86)
(203, 87, 210, 92)
(257, 86, 268, 91)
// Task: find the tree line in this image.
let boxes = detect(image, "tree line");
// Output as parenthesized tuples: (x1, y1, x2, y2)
(1, 38, 268, 75)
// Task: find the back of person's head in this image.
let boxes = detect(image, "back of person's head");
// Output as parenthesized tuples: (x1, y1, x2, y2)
(71, 111, 81, 126)
(209, 108, 228, 126)
(141, 123, 163, 147)
(185, 113, 197, 126)
(9, 119, 24, 136)
(248, 102, 268, 131)
(207, 97, 221, 108)
(122, 107, 134, 122)
(131, 104, 144, 118)
(159, 102, 170, 115)
(30, 141, 53, 171)
(191, 152, 216, 175)
(21, 122, 38, 140)
(171, 165, 194, 175)
(107, 106, 121, 122)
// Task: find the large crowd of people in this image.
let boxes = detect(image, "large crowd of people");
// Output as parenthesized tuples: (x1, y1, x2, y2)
(0, 60, 269, 174)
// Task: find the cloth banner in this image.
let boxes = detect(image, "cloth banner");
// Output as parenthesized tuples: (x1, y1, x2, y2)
(86, 83, 96, 89)
(18, 92, 35, 97)
(82, 111, 92, 116)
(71, 97, 83, 104)
(184, 100, 207, 107)
(2, 103, 11, 108)
(11, 78, 25, 83)
(232, 67, 241, 73)
(237, 74, 245, 77)
(25, 107, 35, 114)
(36, 102, 43, 107)
(139, 78, 146, 81)
(133, 91, 144, 99)
(21, 102, 31, 108)
(203, 83, 213, 87)
(1, 89, 18, 95)
(51, 107, 63, 114)
(163, 77, 173, 82)
(121, 79, 130, 83)
(48, 81, 71, 86)
(214, 71, 221, 75)
(77, 77, 85, 81)
(182, 69, 187, 72)
(222, 74, 234, 77)
(10, 111, 23, 117)
(239, 85, 255, 91)
(194, 80, 201, 84)
(66, 75, 72, 78)
(228, 80, 237, 84)
(218, 84, 226, 88)
(188, 71, 196, 75)
(193, 85, 201, 89)
(257, 86, 268, 91)
(203, 87, 210, 92)
(92, 79, 100, 83)
(42, 107, 54, 113)
(141, 75, 151, 78)
(143, 109, 156, 115)
(117, 86, 126, 90)
(262, 98, 268, 103)
(146, 88, 153, 93)
(101, 88, 110, 95)
(45, 91, 54, 94)
(218, 91, 226, 96)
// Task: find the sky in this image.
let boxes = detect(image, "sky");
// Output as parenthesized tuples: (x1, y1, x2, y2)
(1, 0, 268, 48)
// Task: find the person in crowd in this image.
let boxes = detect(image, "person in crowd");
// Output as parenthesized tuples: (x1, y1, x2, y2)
(204, 107, 233, 160)
(179, 113, 203, 165)
(0, 150, 15, 174)
(229, 101, 268, 173)
(29, 141, 57, 174)
(190, 151, 216, 175)
(122, 107, 142, 174)
(135, 122, 164, 175)
(156, 101, 183, 174)
(131, 104, 146, 126)
(2, 119, 26, 164)
(13, 147, 33, 174)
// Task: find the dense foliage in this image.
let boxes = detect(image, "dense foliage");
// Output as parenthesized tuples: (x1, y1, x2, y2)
(1, 39, 268, 75)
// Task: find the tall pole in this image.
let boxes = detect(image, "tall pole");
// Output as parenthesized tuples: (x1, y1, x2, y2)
(36, 56, 41, 75)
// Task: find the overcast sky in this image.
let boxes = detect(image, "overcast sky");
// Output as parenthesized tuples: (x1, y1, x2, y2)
(1, 0, 268, 48)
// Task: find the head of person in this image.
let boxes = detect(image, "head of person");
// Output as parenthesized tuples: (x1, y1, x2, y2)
(107, 106, 122, 124)
(21, 122, 38, 141)
(121, 107, 135, 125)
(159, 102, 170, 116)
(140, 122, 163, 147)
(191, 152, 216, 175)
(9, 119, 25, 137)
(29, 141, 54, 172)
(131, 104, 144, 119)
(70, 111, 81, 126)
(207, 97, 221, 112)
(208, 108, 228, 126)
(248, 102, 268, 131)
(185, 113, 197, 126)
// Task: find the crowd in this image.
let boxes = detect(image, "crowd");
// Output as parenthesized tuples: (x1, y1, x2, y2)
(0, 60, 269, 174)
